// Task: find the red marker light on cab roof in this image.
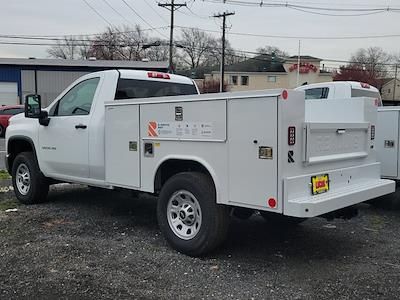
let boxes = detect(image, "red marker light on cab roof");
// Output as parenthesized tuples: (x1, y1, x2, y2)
(147, 72, 170, 79)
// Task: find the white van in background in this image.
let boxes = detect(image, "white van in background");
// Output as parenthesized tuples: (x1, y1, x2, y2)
(295, 81, 382, 106)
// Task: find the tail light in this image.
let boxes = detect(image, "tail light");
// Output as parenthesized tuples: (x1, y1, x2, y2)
(288, 126, 296, 145)
(371, 125, 375, 140)
(268, 198, 277, 208)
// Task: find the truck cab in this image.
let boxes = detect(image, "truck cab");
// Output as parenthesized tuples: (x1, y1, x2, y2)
(295, 81, 382, 106)
(6, 70, 199, 187)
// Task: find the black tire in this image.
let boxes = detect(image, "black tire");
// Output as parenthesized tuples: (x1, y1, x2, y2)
(0, 125, 4, 137)
(232, 207, 254, 220)
(157, 172, 230, 256)
(12, 152, 49, 204)
(259, 211, 306, 226)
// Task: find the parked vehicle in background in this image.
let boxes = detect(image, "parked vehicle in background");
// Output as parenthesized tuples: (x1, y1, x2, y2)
(0, 105, 24, 137)
(5, 71, 395, 256)
(295, 81, 382, 106)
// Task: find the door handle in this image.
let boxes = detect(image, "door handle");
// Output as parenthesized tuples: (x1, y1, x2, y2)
(75, 124, 87, 129)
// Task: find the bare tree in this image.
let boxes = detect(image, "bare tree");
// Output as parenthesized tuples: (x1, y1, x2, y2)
(178, 28, 215, 69)
(47, 36, 85, 59)
(350, 47, 390, 79)
(256, 45, 288, 58)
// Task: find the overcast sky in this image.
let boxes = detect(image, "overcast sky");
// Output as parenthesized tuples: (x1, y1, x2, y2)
(1, 0, 400, 68)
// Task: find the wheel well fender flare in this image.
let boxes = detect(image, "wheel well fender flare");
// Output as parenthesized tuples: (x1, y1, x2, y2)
(153, 155, 221, 200)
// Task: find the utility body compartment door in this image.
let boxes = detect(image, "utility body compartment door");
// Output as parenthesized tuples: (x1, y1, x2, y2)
(227, 97, 278, 211)
(376, 110, 399, 178)
(105, 105, 140, 188)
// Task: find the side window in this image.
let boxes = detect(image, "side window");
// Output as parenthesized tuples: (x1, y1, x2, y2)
(305, 87, 329, 100)
(50, 78, 100, 116)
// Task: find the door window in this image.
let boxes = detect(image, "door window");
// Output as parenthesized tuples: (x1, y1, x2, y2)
(50, 78, 100, 116)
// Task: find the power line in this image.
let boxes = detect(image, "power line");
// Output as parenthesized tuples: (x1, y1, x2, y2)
(201, 0, 400, 16)
(175, 25, 400, 40)
(101, 0, 136, 27)
(142, 0, 169, 23)
(81, 0, 114, 27)
(121, 0, 168, 38)
(0, 26, 169, 39)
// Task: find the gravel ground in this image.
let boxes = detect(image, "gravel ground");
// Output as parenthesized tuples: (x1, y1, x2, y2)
(0, 184, 400, 300)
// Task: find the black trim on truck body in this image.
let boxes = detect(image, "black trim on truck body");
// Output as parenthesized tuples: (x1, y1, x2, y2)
(6, 136, 38, 174)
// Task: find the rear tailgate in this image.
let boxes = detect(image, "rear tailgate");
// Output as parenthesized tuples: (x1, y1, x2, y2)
(278, 94, 394, 218)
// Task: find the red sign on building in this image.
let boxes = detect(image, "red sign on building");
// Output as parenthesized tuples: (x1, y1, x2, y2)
(289, 63, 318, 74)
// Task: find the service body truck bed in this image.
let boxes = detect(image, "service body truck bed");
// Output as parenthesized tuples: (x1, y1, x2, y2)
(6, 70, 395, 255)
(105, 90, 393, 219)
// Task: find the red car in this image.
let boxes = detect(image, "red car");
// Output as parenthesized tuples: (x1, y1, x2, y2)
(0, 105, 24, 137)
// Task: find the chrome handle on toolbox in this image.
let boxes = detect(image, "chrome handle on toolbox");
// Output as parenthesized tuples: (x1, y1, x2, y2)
(336, 129, 346, 134)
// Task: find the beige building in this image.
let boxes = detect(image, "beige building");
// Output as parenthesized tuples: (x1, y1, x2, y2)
(204, 55, 332, 91)
(381, 78, 400, 101)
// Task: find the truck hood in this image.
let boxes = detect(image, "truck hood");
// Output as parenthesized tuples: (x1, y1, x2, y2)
(9, 113, 25, 124)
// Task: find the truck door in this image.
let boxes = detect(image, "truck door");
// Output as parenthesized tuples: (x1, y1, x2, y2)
(38, 77, 100, 179)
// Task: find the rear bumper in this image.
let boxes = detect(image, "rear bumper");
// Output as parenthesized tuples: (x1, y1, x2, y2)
(283, 163, 395, 218)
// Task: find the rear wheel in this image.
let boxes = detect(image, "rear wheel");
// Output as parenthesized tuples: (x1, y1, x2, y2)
(157, 172, 230, 256)
(259, 211, 306, 226)
(12, 152, 49, 204)
(0, 125, 4, 137)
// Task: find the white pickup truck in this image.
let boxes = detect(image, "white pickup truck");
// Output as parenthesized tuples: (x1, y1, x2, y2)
(5, 70, 394, 255)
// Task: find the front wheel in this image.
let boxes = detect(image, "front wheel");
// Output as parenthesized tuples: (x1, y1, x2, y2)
(157, 172, 230, 256)
(12, 152, 49, 204)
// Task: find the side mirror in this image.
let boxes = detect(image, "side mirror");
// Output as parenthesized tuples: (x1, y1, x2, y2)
(25, 94, 41, 118)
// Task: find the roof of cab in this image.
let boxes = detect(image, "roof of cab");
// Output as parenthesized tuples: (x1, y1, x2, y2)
(118, 69, 195, 85)
(295, 81, 379, 92)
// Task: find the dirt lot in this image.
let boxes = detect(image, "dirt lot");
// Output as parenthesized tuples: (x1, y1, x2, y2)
(0, 184, 400, 300)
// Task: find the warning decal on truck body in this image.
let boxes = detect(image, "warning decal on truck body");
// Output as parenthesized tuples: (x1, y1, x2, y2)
(148, 121, 214, 139)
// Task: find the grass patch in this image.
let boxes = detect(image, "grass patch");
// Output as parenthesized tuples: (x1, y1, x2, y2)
(0, 198, 19, 211)
(0, 170, 11, 180)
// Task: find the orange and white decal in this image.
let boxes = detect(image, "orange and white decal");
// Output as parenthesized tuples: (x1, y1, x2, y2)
(148, 121, 158, 137)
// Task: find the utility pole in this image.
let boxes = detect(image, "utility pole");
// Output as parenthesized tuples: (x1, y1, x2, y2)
(393, 64, 398, 101)
(213, 11, 235, 92)
(297, 40, 301, 87)
(158, 0, 186, 73)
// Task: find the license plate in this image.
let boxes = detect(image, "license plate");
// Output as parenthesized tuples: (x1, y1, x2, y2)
(311, 174, 329, 195)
